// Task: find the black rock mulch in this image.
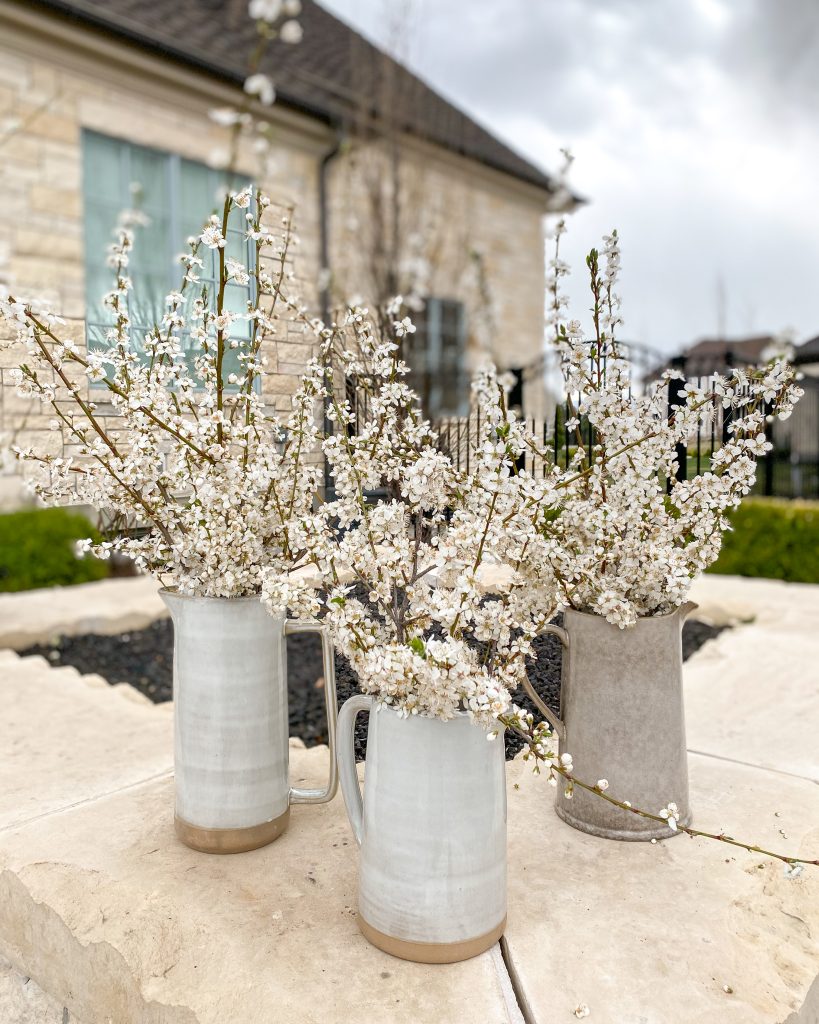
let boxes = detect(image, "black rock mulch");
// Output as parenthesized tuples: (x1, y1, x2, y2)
(20, 617, 725, 763)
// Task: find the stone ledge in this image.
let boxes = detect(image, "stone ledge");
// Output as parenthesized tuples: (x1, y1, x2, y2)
(0, 653, 518, 1023)
(0, 576, 168, 650)
(0, 953, 78, 1024)
(0, 649, 174, 833)
(0, 757, 519, 1024)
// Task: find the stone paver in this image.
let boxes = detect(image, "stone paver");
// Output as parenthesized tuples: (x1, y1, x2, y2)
(0, 649, 173, 832)
(687, 575, 819, 781)
(499, 574, 819, 1023)
(0, 745, 518, 1024)
(504, 752, 819, 1024)
(0, 575, 167, 650)
(0, 573, 817, 1022)
(0, 569, 329, 651)
(0, 638, 517, 1024)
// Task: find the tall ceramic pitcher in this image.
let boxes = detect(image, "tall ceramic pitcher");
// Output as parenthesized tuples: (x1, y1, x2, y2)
(523, 603, 696, 841)
(161, 591, 337, 854)
(337, 696, 507, 963)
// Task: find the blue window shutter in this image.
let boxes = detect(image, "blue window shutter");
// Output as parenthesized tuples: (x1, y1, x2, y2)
(81, 131, 253, 378)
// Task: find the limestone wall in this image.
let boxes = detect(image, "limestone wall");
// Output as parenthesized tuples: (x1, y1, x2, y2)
(0, 7, 550, 506)
(328, 137, 547, 390)
(0, 14, 325, 506)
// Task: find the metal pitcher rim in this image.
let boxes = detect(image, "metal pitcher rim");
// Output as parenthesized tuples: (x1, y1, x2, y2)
(562, 601, 698, 624)
(159, 586, 263, 604)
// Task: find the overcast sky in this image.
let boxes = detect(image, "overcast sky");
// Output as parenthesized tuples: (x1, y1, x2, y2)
(320, 0, 819, 356)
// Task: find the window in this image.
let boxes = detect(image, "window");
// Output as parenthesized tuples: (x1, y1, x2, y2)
(405, 298, 468, 417)
(81, 130, 253, 373)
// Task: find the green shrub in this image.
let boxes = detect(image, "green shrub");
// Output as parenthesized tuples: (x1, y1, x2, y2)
(709, 498, 819, 583)
(0, 507, 109, 592)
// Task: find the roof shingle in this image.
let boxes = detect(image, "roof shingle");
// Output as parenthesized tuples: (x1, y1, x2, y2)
(26, 0, 559, 194)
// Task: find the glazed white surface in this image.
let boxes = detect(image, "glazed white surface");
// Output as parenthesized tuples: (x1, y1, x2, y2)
(163, 593, 291, 830)
(338, 699, 507, 945)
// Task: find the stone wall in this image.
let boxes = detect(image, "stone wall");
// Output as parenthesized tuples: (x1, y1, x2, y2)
(0, 17, 326, 507)
(328, 138, 547, 407)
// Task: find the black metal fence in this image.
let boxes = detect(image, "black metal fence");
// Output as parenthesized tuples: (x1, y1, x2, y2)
(434, 375, 819, 500)
(343, 365, 819, 501)
(760, 375, 819, 499)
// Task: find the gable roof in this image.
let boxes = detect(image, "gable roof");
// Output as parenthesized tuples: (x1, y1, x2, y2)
(683, 335, 776, 366)
(795, 334, 819, 364)
(24, 0, 561, 195)
(643, 334, 780, 382)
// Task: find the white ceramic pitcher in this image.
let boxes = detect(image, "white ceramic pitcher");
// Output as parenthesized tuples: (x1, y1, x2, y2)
(161, 590, 337, 854)
(337, 696, 507, 963)
(522, 604, 696, 841)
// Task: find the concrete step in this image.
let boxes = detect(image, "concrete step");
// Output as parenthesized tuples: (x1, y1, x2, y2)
(0, 649, 173, 834)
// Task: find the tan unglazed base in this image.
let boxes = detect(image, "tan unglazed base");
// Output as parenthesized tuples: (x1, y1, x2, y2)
(357, 914, 506, 964)
(174, 808, 290, 854)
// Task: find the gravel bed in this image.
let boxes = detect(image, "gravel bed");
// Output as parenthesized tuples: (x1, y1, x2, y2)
(20, 615, 725, 762)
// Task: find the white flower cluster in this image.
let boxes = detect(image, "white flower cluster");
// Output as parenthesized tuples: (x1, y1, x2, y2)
(263, 305, 558, 725)
(507, 225, 803, 628)
(243, 0, 303, 108)
(2, 187, 322, 598)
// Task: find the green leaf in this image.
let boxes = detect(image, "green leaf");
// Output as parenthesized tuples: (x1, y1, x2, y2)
(408, 636, 426, 658)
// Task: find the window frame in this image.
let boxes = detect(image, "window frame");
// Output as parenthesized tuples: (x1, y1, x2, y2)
(407, 296, 469, 418)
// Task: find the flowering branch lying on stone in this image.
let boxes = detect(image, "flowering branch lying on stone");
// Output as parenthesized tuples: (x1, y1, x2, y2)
(502, 708, 818, 871)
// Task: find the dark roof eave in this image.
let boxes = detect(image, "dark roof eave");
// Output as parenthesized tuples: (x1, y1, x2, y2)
(22, 0, 337, 127)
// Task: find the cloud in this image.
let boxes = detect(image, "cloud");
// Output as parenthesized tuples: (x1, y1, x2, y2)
(322, 0, 819, 352)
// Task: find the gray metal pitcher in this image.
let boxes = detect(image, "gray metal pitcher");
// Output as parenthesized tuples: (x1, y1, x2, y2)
(522, 603, 696, 841)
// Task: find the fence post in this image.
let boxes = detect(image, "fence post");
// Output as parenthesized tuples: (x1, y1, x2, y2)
(721, 349, 735, 446)
(667, 354, 688, 494)
(763, 399, 775, 496)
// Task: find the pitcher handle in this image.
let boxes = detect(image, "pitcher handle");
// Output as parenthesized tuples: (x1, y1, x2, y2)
(521, 623, 568, 740)
(285, 621, 339, 804)
(336, 694, 371, 846)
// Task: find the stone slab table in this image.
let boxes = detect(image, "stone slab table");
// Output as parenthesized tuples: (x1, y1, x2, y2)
(1, 575, 818, 1022)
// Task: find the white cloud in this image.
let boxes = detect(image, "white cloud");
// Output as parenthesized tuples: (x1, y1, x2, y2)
(321, 0, 819, 352)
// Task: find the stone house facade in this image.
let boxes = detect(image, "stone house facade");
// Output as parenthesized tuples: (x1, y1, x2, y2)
(0, 0, 567, 507)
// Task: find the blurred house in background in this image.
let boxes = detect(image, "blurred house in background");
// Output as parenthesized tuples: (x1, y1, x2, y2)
(645, 333, 786, 380)
(794, 334, 819, 377)
(0, 0, 570, 508)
